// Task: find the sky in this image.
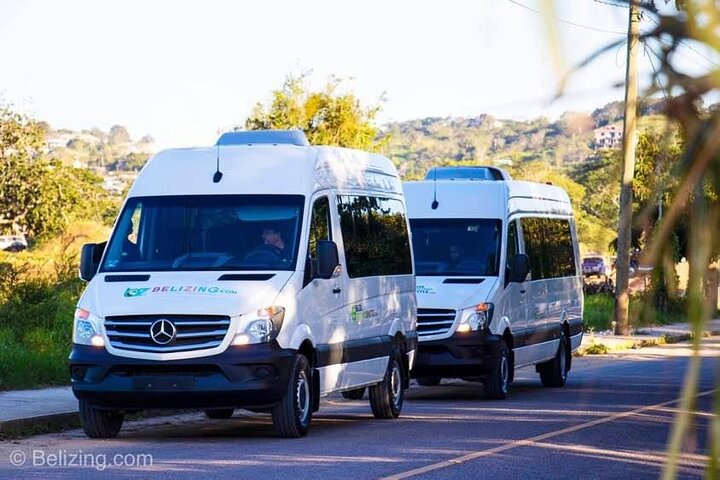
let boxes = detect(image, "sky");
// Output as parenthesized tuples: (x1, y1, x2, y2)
(1, 0, 717, 150)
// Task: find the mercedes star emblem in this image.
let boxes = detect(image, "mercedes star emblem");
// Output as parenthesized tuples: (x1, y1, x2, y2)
(150, 319, 177, 345)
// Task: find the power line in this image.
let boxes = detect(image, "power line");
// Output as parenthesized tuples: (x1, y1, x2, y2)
(645, 15, 720, 68)
(654, 36, 718, 70)
(593, 0, 629, 8)
(507, 0, 626, 35)
(677, 40, 720, 68)
(643, 42, 669, 100)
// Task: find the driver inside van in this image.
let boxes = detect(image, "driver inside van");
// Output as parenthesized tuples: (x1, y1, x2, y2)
(448, 245, 465, 270)
(121, 221, 140, 262)
(253, 225, 289, 262)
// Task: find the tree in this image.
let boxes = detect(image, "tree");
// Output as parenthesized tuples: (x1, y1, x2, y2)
(108, 125, 131, 145)
(591, 101, 624, 127)
(245, 75, 387, 152)
(123, 152, 150, 171)
(0, 104, 115, 239)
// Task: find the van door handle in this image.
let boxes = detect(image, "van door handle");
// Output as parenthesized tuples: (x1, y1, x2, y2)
(520, 288, 526, 294)
(332, 287, 342, 294)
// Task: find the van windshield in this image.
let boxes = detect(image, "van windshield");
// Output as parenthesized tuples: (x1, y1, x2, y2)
(101, 195, 304, 272)
(410, 219, 502, 276)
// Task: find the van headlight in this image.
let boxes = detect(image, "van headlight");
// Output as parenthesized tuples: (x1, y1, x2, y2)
(233, 306, 285, 345)
(73, 308, 105, 347)
(456, 303, 494, 333)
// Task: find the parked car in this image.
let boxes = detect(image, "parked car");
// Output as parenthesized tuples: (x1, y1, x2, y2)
(0, 235, 28, 252)
(582, 255, 610, 279)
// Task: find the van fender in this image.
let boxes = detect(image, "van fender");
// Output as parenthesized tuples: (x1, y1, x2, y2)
(288, 323, 315, 351)
(386, 317, 406, 339)
(491, 315, 512, 337)
(386, 317, 413, 388)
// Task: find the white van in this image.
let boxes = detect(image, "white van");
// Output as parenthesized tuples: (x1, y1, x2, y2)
(404, 166, 583, 399)
(71, 130, 417, 438)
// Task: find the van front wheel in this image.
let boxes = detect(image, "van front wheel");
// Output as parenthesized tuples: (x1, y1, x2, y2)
(369, 346, 404, 419)
(79, 400, 124, 439)
(272, 354, 313, 438)
(484, 339, 510, 400)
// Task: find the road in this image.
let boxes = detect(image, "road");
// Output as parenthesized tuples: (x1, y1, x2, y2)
(1, 339, 718, 479)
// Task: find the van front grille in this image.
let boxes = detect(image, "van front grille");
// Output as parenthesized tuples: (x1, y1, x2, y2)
(417, 308, 456, 338)
(105, 315, 231, 353)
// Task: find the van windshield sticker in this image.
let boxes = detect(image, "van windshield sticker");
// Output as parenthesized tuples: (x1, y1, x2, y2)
(416, 285, 436, 294)
(123, 286, 238, 297)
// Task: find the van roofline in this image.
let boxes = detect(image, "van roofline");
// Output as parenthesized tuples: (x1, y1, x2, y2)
(130, 144, 401, 198)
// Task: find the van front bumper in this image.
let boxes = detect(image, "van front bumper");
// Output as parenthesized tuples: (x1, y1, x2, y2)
(69, 343, 294, 411)
(411, 332, 501, 379)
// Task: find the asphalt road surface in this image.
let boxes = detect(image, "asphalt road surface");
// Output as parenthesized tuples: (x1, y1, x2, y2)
(2, 339, 718, 479)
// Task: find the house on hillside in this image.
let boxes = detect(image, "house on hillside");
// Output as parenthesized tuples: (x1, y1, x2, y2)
(594, 124, 623, 149)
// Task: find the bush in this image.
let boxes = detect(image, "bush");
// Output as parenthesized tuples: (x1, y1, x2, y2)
(583, 292, 686, 333)
(584, 294, 615, 331)
(583, 343, 610, 355)
(0, 335, 69, 390)
(0, 222, 108, 390)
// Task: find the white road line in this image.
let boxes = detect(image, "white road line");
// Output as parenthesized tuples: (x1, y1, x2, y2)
(382, 389, 716, 480)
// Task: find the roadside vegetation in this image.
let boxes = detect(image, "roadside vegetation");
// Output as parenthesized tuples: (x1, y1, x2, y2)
(0, 222, 110, 390)
(584, 292, 686, 333)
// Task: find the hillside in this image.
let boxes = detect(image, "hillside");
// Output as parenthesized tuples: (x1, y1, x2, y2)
(380, 99, 672, 181)
(43, 124, 154, 173)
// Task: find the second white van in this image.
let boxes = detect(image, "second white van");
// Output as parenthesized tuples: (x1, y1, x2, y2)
(404, 166, 583, 399)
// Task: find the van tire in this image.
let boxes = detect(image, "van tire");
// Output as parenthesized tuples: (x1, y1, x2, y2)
(205, 408, 234, 419)
(369, 346, 404, 419)
(416, 377, 441, 387)
(484, 339, 510, 400)
(538, 334, 569, 387)
(272, 354, 313, 438)
(341, 388, 366, 400)
(79, 400, 124, 439)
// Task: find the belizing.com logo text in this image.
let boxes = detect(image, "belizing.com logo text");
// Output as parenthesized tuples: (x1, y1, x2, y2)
(124, 286, 238, 298)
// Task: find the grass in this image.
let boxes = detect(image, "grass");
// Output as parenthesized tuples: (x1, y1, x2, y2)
(0, 279, 79, 390)
(584, 292, 686, 332)
(584, 294, 616, 332)
(0, 222, 109, 391)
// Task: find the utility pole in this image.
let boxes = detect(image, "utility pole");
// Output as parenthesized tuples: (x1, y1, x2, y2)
(614, 0, 641, 336)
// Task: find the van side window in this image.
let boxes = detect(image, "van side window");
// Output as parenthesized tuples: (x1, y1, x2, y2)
(543, 218, 576, 278)
(304, 196, 331, 285)
(337, 195, 412, 278)
(521, 217, 545, 280)
(506, 220, 518, 269)
(521, 217, 576, 280)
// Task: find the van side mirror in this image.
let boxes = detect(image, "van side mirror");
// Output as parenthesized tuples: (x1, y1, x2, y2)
(508, 253, 530, 284)
(79, 242, 106, 282)
(316, 240, 339, 279)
